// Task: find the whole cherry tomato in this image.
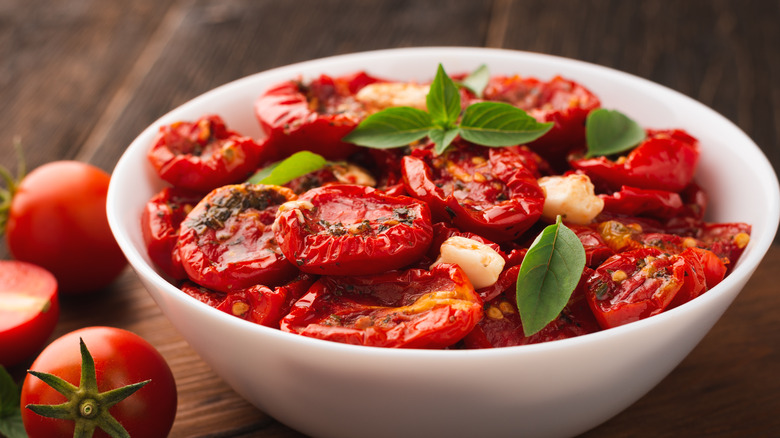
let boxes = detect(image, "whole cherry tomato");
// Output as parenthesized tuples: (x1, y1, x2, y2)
(0, 260, 59, 366)
(402, 141, 544, 242)
(570, 129, 700, 192)
(5, 161, 127, 295)
(177, 183, 299, 292)
(483, 74, 601, 170)
(273, 184, 433, 276)
(141, 186, 203, 279)
(147, 115, 267, 192)
(20, 327, 177, 438)
(280, 263, 483, 349)
(254, 71, 382, 161)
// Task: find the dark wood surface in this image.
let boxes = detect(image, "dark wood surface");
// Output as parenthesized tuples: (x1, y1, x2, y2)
(2, 1, 778, 436)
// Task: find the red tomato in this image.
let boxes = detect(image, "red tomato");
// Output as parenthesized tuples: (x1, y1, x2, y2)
(569, 225, 615, 268)
(0, 261, 59, 366)
(177, 183, 299, 292)
(483, 75, 601, 170)
(6, 161, 127, 295)
(402, 142, 544, 242)
(273, 184, 433, 276)
(180, 273, 315, 328)
(463, 270, 600, 348)
(280, 264, 483, 348)
(697, 222, 752, 270)
(586, 248, 686, 329)
(254, 71, 383, 161)
(570, 129, 700, 192)
(141, 186, 203, 279)
(20, 327, 177, 438)
(668, 247, 727, 309)
(600, 185, 684, 219)
(147, 115, 267, 192)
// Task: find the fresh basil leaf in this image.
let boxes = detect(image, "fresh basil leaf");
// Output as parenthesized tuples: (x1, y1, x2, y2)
(459, 64, 489, 98)
(585, 108, 645, 158)
(0, 414, 26, 438)
(460, 102, 553, 147)
(343, 106, 433, 148)
(516, 216, 586, 337)
(0, 366, 19, 416)
(247, 151, 328, 185)
(430, 127, 461, 155)
(0, 366, 27, 438)
(426, 64, 462, 125)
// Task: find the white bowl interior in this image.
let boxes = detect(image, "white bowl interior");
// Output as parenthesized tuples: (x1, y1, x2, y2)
(108, 47, 779, 438)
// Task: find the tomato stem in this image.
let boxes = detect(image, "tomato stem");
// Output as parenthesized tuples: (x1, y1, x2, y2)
(0, 137, 26, 234)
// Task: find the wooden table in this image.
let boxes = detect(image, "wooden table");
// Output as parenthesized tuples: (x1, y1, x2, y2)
(2, 1, 778, 436)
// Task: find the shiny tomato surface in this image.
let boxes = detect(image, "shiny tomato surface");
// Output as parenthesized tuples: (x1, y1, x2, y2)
(178, 183, 298, 292)
(21, 327, 177, 438)
(280, 264, 483, 348)
(274, 184, 433, 276)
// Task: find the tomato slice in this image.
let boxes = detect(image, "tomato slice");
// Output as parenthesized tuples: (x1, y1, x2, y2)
(280, 264, 483, 349)
(463, 269, 600, 348)
(483, 75, 600, 170)
(177, 183, 298, 292)
(273, 184, 433, 276)
(402, 142, 544, 242)
(180, 273, 315, 328)
(147, 115, 267, 192)
(0, 260, 59, 366)
(254, 72, 382, 161)
(586, 248, 687, 329)
(570, 129, 700, 192)
(600, 185, 684, 219)
(141, 187, 203, 279)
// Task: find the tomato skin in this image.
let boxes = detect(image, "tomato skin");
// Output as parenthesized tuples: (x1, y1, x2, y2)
(6, 161, 127, 295)
(586, 248, 686, 329)
(280, 264, 482, 349)
(570, 129, 700, 192)
(180, 273, 315, 328)
(141, 187, 203, 279)
(600, 185, 684, 219)
(177, 183, 299, 292)
(274, 184, 434, 276)
(463, 269, 600, 348)
(147, 115, 267, 192)
(0, 261, 59, 366)
(401, 142, 544, 242)
(20, 327, 177, 438)
(484, 75, 601, 170)
(254, 72, 382, 161)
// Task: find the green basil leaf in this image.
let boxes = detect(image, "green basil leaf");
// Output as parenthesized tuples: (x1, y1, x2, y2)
(343, 106, 434, 148)
(458, 64, 490, 98)
(430, 127, 461, 155)
(0, 414, 27, 438)
(585, 108, 645, 158)
(0, 366, 27, 438)
(460, 102, 553, 147)
(516, 216, 586, 337)
(247, 151, 328, 185)
(426, 64, 462, 125)
(0, 366, 19, 416)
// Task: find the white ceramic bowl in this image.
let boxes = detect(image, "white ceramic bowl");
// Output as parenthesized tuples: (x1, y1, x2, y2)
(107, 47, 780, 438)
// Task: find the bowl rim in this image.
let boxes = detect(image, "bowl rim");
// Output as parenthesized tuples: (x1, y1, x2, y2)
(107, 46, 780, 358)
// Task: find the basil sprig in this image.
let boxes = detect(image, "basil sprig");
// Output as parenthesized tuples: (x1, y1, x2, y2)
(247, 150, 328, 185)
(585, 108, 645, 158)
(516, 216, 586, 337)
(344, 64, 553, 155)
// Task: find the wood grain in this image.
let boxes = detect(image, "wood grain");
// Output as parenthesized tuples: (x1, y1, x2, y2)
(1, 0, 778, 437)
